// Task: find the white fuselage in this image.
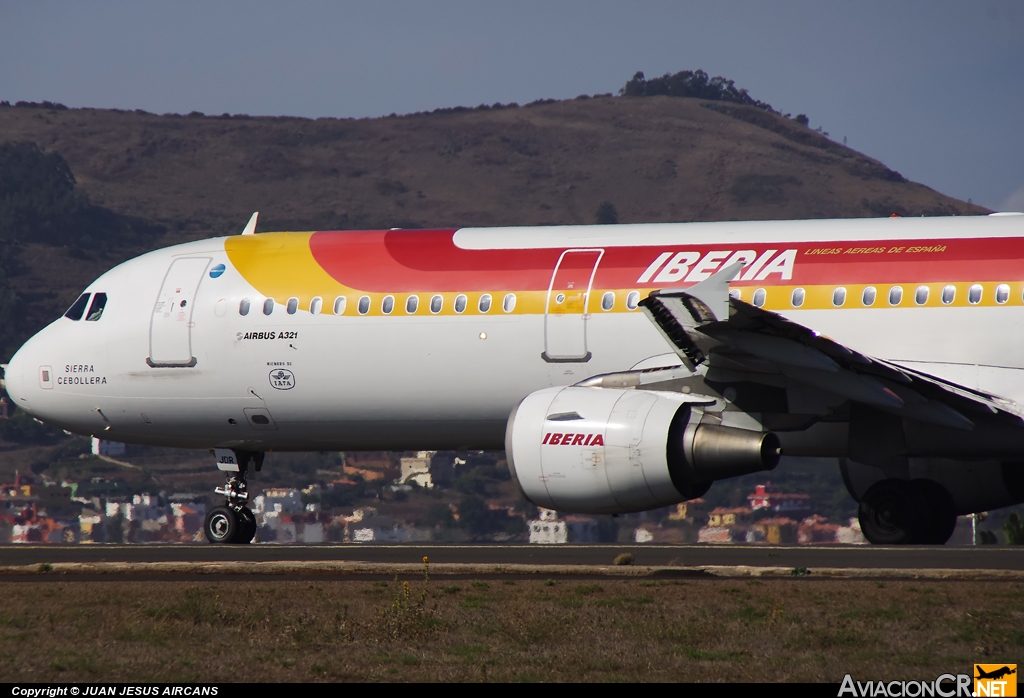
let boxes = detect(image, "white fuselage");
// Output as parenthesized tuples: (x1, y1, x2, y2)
(5, 215, 1024, 451)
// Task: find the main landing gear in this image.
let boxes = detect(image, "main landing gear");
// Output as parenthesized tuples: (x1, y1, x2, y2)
(204, 449, 263, 544)
(857, 478, 957, 545)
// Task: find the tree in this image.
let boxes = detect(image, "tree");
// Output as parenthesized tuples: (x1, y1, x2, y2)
(454, 469, 487, 495)
(422, 502, 454, 528)
(0, 140, 163, 249)
(457, 494, 492, 535)
(794, 114, 809, 127)
(0, 255, 18, 357)
(619, 70, 777, 113)
(595, 201, 618, 225)
(1003, 511, 1024, 544)
(0, 408, 65, 444)
(0, 141, 84, 246)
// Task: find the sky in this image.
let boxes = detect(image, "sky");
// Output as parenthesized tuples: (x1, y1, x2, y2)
(1, 1, 1022, 211)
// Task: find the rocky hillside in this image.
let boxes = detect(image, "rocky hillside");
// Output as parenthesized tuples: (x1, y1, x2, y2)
(0, 95, 984, 239)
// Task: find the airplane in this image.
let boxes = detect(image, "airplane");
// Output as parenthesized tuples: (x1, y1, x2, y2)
(3, 211, 1024, 546)
(976, 666, 1017, 681)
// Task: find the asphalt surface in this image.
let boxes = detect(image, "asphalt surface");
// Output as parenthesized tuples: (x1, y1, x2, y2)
(2, 544, 1024, 570)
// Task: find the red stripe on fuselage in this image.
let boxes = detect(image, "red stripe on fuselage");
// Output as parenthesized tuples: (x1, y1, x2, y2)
(307, 230, 1024, 292)
(310, 229, 559, 292)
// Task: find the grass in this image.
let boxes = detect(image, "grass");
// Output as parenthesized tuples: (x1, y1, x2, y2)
(0, 578, 1019, 682)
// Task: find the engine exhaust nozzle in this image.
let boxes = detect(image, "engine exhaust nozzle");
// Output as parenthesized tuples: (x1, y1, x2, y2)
(691, 425, 782, 481)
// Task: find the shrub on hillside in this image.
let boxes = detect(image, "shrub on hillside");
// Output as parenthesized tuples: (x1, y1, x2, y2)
(0, 409, 67, 444)
(596, 201, 619, 225)
(0, 141, 164, 250)
(620, 70, 777, 113)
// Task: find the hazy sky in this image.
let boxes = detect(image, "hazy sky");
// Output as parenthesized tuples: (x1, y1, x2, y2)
(1, 1, 1021, 211)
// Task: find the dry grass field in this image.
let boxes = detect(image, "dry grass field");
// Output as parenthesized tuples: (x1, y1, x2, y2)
(0, 566, 1021, 682)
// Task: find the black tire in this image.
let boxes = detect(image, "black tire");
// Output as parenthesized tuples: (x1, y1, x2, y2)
(234, 507, 257, 544)
(858, 479, 928, 545)
(913, 479, 957, 545)
(204, 505, 238, 544)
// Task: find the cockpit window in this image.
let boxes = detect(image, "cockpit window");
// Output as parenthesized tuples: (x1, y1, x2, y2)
(85, 293, 107, 321)
(64, 293, 90, 321)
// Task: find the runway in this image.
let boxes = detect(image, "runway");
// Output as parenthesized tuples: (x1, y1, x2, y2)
(2, 543, 1023, 571)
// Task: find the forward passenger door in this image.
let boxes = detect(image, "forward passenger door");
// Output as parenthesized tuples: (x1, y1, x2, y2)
(148, 257, 211, 367)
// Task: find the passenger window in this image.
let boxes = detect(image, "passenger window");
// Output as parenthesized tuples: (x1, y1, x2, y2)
(832, 287, 846, 307)
(239, 298, 251, 316)
(626, 291, 640, 310)
(430, 295, 443, 313)
(915, 286, 929, 305)
(996, 284, 1010, 304)
(263, 298, 275, 315)
(479, 294, 492, 313)
(286, 297, 298, 315)
(334, 296, 347, 315)
(310, 297, 322, 315)
(969, 284, 983, 304)
(728, 289, 741, 300)
(454, 294, 468, 313)
(752, 288, 766, 308)
(888, 286, 903, 306)
(406, 295, 419, 313)
(357, 296, 370, 315)
(85, 293, 107, 321)
(601, 291, 615, 311)
(503, 293, 516, 313)
(861, 287, 876, 306)
(382, 295, 395, 314)
(941, 285, 955, 305)
(64, 293, 90, 321)
(791, 288, 805, 307)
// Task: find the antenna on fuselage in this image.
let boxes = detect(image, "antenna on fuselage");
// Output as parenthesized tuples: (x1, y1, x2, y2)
(241, 212, 259, 235)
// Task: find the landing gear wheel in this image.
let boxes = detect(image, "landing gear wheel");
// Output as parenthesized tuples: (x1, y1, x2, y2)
(914, 479, 957, 545)
(234, 507, 257, 544)
(858, 479, 928, 545)
(204, 505, 239, 544)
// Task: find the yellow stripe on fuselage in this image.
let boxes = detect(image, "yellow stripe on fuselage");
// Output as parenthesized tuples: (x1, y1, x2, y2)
(225, 232, 348, 308)
(744, 282, 1023, 311)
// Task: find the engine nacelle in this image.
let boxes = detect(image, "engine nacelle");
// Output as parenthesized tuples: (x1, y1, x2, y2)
(506, 386, 781, 515)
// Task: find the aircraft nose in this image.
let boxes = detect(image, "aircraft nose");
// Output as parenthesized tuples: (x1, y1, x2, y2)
(3, 337, 38, 415)
(2, 348, 27, 409)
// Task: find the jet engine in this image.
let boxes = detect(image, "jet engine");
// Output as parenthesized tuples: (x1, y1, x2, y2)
(505, 386, 781, 514)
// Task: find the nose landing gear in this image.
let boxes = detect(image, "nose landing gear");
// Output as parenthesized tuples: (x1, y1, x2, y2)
(203, 449, 263, 544)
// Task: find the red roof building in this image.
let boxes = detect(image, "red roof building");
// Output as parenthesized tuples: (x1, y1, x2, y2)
(748, 483, 811, 518)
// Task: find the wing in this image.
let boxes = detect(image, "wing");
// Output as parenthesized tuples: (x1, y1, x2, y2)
(625, 264, 1024, 447)
(640, 289, 1024, 431)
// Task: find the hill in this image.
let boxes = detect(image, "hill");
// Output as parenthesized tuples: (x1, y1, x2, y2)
(0, 96, 984, 239)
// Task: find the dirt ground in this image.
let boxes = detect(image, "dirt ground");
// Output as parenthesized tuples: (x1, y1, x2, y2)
(0, 566, 1021, 683)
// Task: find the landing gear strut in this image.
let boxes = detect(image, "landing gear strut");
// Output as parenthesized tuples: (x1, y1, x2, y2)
(204, 449, 263, 544)
(858, 478, 957, 545)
